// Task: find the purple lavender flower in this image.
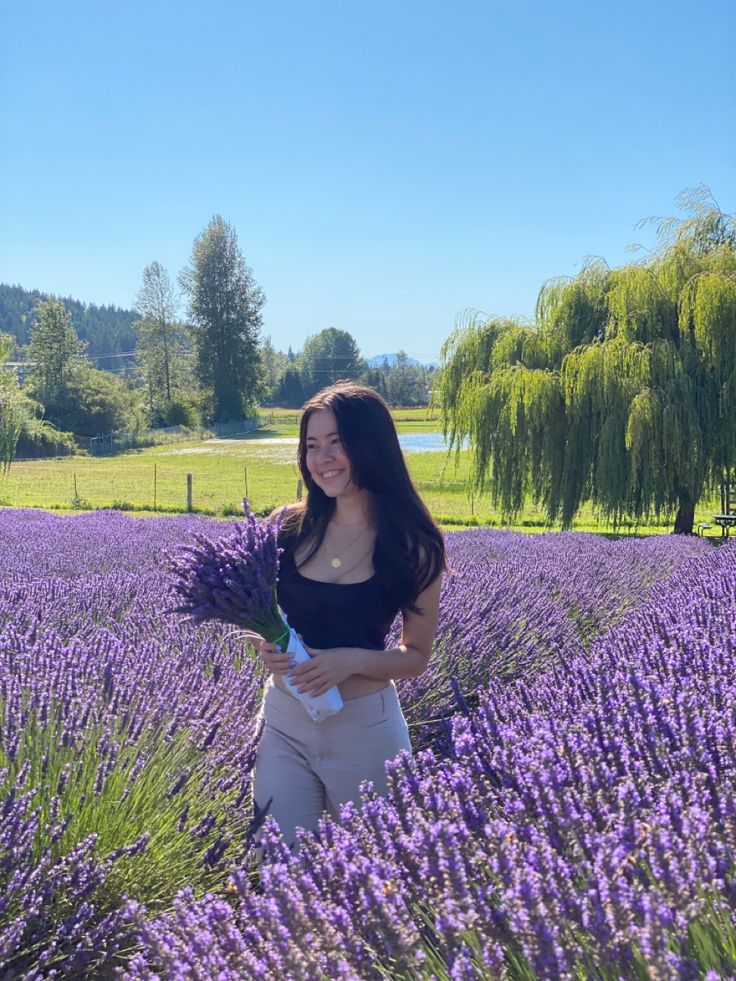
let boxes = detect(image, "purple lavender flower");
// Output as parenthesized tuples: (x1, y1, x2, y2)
(167, 500, 290, 647)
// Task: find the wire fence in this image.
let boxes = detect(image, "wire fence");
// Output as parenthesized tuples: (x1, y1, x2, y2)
(86, 417, 263, 456)
(0, 457, 472, 519)
(1, 462, 305, 516)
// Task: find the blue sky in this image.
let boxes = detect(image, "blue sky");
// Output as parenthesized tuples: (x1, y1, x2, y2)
(1, 0, 733, 361)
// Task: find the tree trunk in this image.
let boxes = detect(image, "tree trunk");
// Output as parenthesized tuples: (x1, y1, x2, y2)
(162, 319, 171, 401)
(673, 496, 695, 535)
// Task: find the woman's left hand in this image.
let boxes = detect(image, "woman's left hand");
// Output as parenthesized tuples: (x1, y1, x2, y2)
(289, 646, 359, 697)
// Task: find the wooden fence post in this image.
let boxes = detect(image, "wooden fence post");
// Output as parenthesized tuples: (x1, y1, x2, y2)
(186, 473, 193, 512)
(244, 466, 248, 501)
(153, 463, 157, 512)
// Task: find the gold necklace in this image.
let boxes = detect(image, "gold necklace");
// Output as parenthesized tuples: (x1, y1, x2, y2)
(327, 542, 375, 582)
(326, 522, 371, 569)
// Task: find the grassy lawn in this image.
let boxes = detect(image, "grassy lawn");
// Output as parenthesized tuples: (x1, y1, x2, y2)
(2, 431, 464, 519)
(261, 407, 441, 434)
(0, 415, 724, 537)
(265, 406, 439, 421)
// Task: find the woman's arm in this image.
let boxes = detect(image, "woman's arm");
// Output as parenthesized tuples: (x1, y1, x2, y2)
(289, 573, 443, 697)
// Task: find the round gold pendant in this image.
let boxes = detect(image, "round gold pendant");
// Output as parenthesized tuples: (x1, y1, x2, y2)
(331, 557, 342, 569)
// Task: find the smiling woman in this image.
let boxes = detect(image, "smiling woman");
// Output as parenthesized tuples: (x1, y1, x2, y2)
(249, 381, 446, 855)
(304, 409, 354, 502)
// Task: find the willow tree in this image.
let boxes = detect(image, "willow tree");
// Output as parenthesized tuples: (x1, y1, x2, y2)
(437, 190, 736, 534)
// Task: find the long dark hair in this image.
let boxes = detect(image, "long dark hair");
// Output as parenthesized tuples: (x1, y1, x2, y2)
(280, 381, 445, 613)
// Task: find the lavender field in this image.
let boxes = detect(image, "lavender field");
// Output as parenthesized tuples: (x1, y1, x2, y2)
(1, 510, 734, 979)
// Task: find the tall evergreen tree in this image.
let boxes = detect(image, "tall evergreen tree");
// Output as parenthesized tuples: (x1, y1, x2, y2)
(273, 367, 305, 408)
(180, 216, 265, 421)
(259, 336, 289, 405)
(361, 366, 388, 399)
(437, 190, 736, 534)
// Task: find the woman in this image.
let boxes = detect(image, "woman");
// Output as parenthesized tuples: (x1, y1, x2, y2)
(251, 381, 445, 852)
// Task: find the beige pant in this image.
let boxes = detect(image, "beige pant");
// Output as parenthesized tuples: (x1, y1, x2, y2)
(253, 680, 412, 850)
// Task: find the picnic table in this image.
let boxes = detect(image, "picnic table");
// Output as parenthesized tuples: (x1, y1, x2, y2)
(714, 475, 736, 538)
(713, 514, 736, 539)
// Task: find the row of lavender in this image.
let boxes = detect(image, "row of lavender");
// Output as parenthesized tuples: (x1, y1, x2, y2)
(0, 509, 729, 978)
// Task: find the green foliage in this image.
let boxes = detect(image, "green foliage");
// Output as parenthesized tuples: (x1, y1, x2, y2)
(134, 261, 194, 422)
(14, 417, 77, 459)
(299, 327, 365, 398)
(361, 365, 390, 400)
(44, 368, 144, 439)
(12, 300, 145, 449)
(679, 269, 736, 472)
(450, 364, 565, 517)
(272, 367, 305, 408)
(636, 185, 736, 255)
(0, 333, 39, 472)
(535, 261, 609, 364)
(162, 395, 201, 428)
(0, 390, 25, 475)
(0, 689, 253, 974)
(606, 264, 678, 344)
(490, 325, 547, 372)
(384, 350, 433, 406)
(180, 216, 265, 422)
(28, 298, 88, 405)
(264, 341, 435, 408)
(259, 336, 289, 405)
(437, 315, 512, 450)
(438, 191, 736, 532)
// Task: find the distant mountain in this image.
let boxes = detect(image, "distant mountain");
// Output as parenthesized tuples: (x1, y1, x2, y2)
(0, 283, 139, 366)
(366, 353, 436, 368)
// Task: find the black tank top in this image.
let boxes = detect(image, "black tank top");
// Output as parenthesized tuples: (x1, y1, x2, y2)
(276, 548, 399, 650)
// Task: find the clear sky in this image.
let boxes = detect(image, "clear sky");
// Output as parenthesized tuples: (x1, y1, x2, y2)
(1, 0, 733, 362)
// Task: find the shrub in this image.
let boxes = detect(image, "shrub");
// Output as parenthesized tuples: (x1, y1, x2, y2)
(14, 417, 77, 458)
(162, 396, 201, 428)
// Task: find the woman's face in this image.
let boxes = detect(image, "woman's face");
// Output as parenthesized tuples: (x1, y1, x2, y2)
(304, 408, 354, 497)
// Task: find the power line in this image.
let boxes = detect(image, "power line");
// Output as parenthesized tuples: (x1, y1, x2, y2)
(7, 351, 437, 369)
(87, 351, 137, 361)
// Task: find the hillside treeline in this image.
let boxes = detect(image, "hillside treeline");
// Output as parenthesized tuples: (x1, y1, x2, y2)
(0, 284, 137, 363)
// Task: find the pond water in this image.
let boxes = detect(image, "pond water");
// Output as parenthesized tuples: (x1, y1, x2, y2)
(397, 432, 467, 453)
(203, 432, 467, 455)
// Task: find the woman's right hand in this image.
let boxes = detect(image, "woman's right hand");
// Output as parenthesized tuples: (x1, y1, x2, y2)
(255, 638, 293, 676)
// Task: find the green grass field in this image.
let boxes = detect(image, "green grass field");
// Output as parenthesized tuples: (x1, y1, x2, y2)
(0, 413, 724, 537)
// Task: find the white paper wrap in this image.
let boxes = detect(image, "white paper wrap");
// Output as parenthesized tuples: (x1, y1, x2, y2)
(278, 619, 344, 723)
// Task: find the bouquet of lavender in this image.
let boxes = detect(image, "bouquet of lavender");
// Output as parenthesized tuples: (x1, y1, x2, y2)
(168, 503, 343, 722)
